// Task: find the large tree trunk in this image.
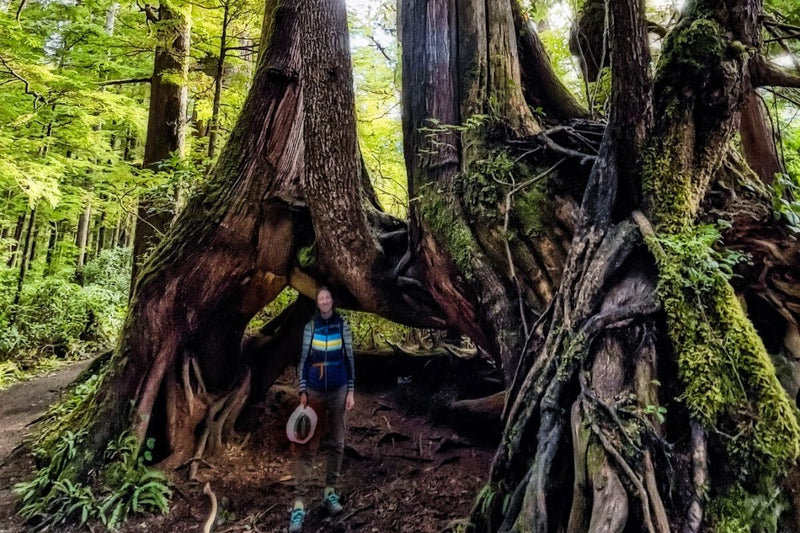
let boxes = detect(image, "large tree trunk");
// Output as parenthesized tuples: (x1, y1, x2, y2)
(30, 2, 442, 495)
(131, 1, 190, 285)
(739, 89, 783, 183)
(401, 0, 800, 531)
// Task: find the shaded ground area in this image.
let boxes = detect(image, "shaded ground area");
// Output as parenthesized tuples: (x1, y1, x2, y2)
(0, 360, 92, 533)
(0, 360, 497, 532)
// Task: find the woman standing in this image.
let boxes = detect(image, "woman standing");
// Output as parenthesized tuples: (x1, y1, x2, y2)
(289, 287, 355, 532)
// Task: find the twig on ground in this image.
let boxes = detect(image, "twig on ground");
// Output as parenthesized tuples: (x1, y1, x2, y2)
(342, 502, 375, 521)
(203, 482, 218, 533)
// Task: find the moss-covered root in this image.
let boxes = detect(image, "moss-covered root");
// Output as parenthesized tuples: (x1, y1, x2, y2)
(645, 226, 800, 529)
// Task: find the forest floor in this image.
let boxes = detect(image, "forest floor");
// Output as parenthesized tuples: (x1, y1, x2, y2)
(0, 359, 496, 532)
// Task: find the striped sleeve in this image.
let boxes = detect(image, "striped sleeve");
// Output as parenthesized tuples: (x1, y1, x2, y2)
(298, 321, 313, 393)
(342, 318, 355, 392)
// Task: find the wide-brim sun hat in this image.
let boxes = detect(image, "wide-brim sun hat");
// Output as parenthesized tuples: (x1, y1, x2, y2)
(286, 404, 318, 444)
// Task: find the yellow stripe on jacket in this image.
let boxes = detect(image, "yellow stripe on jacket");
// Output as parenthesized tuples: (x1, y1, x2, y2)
(311, 337, 342, 351)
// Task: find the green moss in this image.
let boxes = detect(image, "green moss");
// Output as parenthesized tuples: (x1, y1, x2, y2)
(296, 241, 317, 268)
(418, 187, 480, 280)
(661, 18, 724, 75)
(644, 224, 800, 529)
(514, 181, 550, 237)
(640, 138, 697, 234)
(709, 483, 786, 533)
(649, 227, 800, 474)
(653, 16, 726, 110)
(456, 149, 511, 225)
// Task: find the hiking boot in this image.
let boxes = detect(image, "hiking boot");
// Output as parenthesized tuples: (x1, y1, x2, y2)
(322, 488, 343, 515)
(288, 506, 305, 532)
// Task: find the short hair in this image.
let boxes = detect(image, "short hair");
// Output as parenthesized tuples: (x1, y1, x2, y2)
(315, 285, 332, 298)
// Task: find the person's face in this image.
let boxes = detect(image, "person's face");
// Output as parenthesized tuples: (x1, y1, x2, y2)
(316, 290, 333, 315)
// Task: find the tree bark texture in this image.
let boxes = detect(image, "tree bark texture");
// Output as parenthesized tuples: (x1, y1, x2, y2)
(739, 89, 783, 183)
(299, 0, 383, 309)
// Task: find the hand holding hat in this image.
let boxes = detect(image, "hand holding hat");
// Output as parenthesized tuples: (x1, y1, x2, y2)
(286, 403, 317, 444)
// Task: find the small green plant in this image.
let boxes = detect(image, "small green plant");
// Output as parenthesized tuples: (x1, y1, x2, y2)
(15, 429, 93, 528)
(642, 404, 667, 424)
(0, 360, 24, 388)
(770, 172, 800, 233)
(709, 483, 787, 533)
(16, 429, 171, 530)
(99, 434, 171, 529)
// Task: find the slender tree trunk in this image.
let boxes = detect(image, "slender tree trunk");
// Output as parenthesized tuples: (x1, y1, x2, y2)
(44, 221, 57, 274)
(207, 1, 228, 161)
(11, 207, 36, 317)
(131, 2, 190, 286)
(95, 209, 106, 257)
(6, 212, 26, 268)
(112, 216, 121, 250)
(27, 215, 41, 265)
(739, 89, 783, 183)
(118, 211, 132, 248)
(123, 128, 136, 161)
(76, 204, 91, 271)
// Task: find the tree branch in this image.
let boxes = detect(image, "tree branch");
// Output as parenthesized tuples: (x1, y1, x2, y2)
(647, 20, 668, 38)
(223, 45, 258, 53)
(15, 0, 27, 21)
(99, 77, 152, 86)
(764, 31, 800, 43)
(754, 57, 800, 88)
(0, 56, 47, 108)
(765, 26, 800, 73)
(366, 34, 393, 63)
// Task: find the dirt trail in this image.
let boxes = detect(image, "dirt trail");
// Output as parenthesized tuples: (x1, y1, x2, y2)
(0, 361, 89, 462)
(0, 360, 90, 532)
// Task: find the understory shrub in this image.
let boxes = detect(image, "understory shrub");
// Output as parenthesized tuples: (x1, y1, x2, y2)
(0, 249, 129, 367)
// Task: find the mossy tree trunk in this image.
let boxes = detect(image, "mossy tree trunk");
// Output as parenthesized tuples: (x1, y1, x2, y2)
(401, 0, 800, 531)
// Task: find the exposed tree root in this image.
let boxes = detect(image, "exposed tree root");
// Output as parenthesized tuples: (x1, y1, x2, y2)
(202, 481, 218, 533)
(189, 371, 252, 480)
(681, 422, 707, 533)
(182, 354, 195, 416)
